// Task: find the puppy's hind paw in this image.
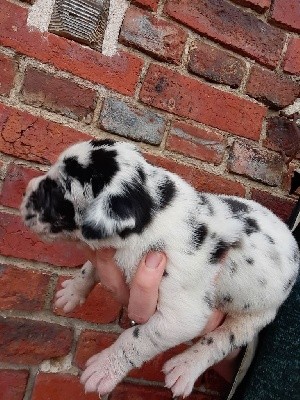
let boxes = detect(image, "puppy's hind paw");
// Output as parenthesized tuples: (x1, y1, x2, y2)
(163, 355, 199, 398)
(80, 349, 124, 396)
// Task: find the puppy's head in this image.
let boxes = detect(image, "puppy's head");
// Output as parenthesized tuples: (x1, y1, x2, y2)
(21, 139, 152, 243)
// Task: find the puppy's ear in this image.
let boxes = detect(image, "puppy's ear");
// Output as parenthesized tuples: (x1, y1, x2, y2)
(81, 176, 154, 240)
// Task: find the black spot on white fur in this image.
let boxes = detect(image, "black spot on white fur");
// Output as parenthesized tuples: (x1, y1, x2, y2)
(246, 257, 254, 265)
(244, 217, 259, 235)
(90, 139, 115, 147)
(222, 198, 249, 215)
(192, 223, 208, 250)
(210, 240, 230, 263)
(156, 178, 176, 210)
(198, 194, 214, 215)
(64, 146, 119, 197)
(133, 327, 140, 338)
(109, 179, 154, 239)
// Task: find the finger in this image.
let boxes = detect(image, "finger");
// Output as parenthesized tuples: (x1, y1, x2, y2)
(94, 249, 129, 306)
(128, 252, 167, 323)
(200, 309, 226, 335)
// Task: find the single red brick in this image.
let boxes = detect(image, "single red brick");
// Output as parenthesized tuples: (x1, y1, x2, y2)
(0, 317, 73, 364)
(0, 0, 143, 96)
(74, 330, 119, 369)
(264, 116, 299, 159)
(228, 141, 284, 186)
(0, 163, 42, 209)
(0, 370, 29, 400)
(140, 64, 266, 140)
(283, 37, 300, 75)
(251, 189, 295, 221)
(131, 0, 159, 11)
(246, 66, 300, 109)
(231, 0, 271, 12)
(0, 265, 50, 311)
(188, 40, 246, 88)
(144, 153, 246, 196)
(166, 121, 225, 165)
(21, 67, 97, 122)
(54, 277, 122, 324)
(110, 383, 173, 400)
(0, 212, 86, 268)
(0, 103, 90, 164)
(120, 6, 187, 64)
(111, 383, 217, 400)
(0, 52, 17, 96)
(270, 0, 300, 33)
(32, 373, 99, 400)
(164, 0, 285, 68)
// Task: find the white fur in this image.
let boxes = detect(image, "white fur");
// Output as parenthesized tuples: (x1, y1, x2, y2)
(21, 140, 299, 398)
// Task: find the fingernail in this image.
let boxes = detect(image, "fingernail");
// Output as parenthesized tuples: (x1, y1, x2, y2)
(145, 252, 163, 269)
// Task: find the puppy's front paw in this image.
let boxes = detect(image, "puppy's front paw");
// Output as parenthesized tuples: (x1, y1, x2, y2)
(55, 279, 86, 312)
(163, 352, 201, 398)
(80, 348, 125, 396)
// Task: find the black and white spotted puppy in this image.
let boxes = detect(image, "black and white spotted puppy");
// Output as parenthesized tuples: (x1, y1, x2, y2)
(21, 139, 299, 398)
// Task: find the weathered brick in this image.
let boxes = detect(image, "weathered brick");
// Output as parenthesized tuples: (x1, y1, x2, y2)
(110, 383, 173, 400)
(99, 97, 165, 145)
(140, 64, 266, 140)
(270, 0, 300, 33)
(0, 212, 86, 268)
(251, 189, 295, 221)
(228, 141, 284, 186)
(111, 383, 218, 400)
(0, 52, 17, 96)
(145, 153, 246, 196)
(74, 330, 118, 369)
(283, 37, 300, 75)
(0, 317, 73, 364)
(0, 0, 143, 96)
(21, 67, 97, 122)
(120, 6, 187, 64)
(246, 66, 300, 109)
(0, 370, 29, 400)
(0, 163, 42, 209)
(131, 0, 159, 11)
(0, 103, 90, 164)
(164, 0, 285, 68)
(32, 373, 99, 400)
(0, 265, 50, 311)
(265, 116, 299, 160)
(166, 121, 225, 165)
(188, 40, 246, 88)
(231, 0, 271, 12)
(54, 277, 122, 324)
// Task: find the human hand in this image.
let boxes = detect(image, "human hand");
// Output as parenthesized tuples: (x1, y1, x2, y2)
(84, 247, 241, 384)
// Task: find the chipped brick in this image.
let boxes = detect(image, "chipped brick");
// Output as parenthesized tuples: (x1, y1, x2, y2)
(21, 67, 97, 122)
(188, 40, 246, 88)
(166, 121, 225, 164)
(120, 6, 187, 64)
(246, 66, 300, 109)
(99, 97, 165, 145)
(0, 317, 73, 364)
(228, 141, 284, 186)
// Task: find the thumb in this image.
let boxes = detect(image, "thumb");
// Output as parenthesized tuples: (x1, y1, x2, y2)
(128, 251, 167, 323)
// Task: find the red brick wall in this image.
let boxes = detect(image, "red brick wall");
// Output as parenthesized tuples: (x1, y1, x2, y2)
(0, 0, 299, 399)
